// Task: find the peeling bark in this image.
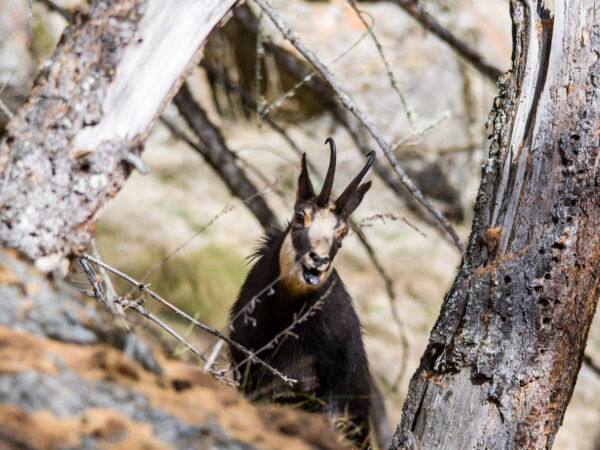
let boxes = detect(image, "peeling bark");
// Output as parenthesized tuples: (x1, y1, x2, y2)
(392, 1, 600, 448)
(0, 0, 237, 273)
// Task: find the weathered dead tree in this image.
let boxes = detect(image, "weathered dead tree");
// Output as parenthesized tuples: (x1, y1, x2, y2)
(0, 0, 237, 273)
(392, 1, 600, 448)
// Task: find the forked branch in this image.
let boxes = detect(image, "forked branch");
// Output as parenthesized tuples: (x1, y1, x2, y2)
(252, 0, 465, 254)
(82, 253, 296, 385)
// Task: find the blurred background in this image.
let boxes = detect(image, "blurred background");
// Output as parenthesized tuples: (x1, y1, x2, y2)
(1, 0, 599, 448)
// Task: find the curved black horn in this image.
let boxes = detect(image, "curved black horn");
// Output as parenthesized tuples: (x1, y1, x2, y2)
(317, 137, 337, 206)
(335, 150, 376, 211)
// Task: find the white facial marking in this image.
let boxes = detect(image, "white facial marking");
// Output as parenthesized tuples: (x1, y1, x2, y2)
(308, 210, 336, 257)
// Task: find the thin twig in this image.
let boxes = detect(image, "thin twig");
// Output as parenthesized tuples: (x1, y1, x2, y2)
(172, 83, 279, 231)
(89, 239, 117, 311)
(0, 100, 13, 120)
(353, 230, 409, 390)
(136, 175, 282, 285)
(346, 0, 414, 127)
(117, 298, 209, 363)
(77, 258, 106, 306)
(90, 238, 133, 333)
(390, 0, 503, 82)
(161, 114, 292, 212)
(233, 280, 335, 374)
(204, 340, 225, 373)
(358, 213, 427, 238)
(200, 61, 303, 156)
(391, 112, 449, 152)
(78, 259, 221, 374)
(253, 0, 465, 255)
(584, 354, 600, 378)
(245, 6, 373, 120)
(82, 253, 296, 385)
(203, 247, 311, 359)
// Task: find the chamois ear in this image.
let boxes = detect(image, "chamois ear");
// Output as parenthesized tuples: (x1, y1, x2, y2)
(297, 153, 316, 201)
(340, 181, 372, 217)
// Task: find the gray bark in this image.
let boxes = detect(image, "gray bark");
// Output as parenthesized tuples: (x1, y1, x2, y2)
(392, 1, 600, 448)
(0, 0, 237, 273)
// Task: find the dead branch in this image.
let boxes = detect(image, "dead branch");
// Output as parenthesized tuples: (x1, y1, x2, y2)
(200, 61, 303, 155)
(78, 256, 214, 367)
(233, 281, 335, 376)
(345, 0, 413, 126)
(82, 253, 296, 385)
(135, 172, 282, 287)
(390, 0, 503, 82)
(118, 298, 210, 363)
(253, 0, 464, 254)
(584, 354, 600, 378)
(0, 0, 238, 272)
(234, 4, 464, 252)
(0, 100, 13, 120)
(173, 82, 279, 232)
(38, 0, 72, 21)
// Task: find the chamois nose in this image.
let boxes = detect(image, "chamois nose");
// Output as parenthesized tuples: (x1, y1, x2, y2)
(309, 252, 329, 265)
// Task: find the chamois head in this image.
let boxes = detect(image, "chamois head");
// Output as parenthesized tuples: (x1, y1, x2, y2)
(280, 138, 375, 293)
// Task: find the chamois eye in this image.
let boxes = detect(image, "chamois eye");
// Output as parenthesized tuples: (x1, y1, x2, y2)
(294, 212, 305, 228)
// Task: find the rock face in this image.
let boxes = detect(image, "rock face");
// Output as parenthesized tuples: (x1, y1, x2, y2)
(0, 248, 347, 449)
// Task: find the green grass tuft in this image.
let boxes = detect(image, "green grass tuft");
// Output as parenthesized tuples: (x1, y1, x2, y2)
(143, 245, 247, 327)
(95, 224, 247, 330)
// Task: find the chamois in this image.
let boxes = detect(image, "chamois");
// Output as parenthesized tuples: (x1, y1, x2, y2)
(229, 138, 375, 447)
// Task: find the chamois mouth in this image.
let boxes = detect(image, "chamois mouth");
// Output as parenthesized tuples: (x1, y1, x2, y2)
(302, 264, 324, 286)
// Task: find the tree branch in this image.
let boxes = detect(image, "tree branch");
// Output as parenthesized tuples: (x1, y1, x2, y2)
(0, 0, 238, 272)
(172, 82, 279, 232)
(252, 0, 465, 254)
(38, 0, 72, 21)
(82, 253, 296, 386)
(200, 61, 303, 156)
(390, 0, 503, 82)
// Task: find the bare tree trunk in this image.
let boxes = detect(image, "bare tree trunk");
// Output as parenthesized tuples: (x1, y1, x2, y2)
(393, 1, 600, 448)
(0, 0, 237, 273)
